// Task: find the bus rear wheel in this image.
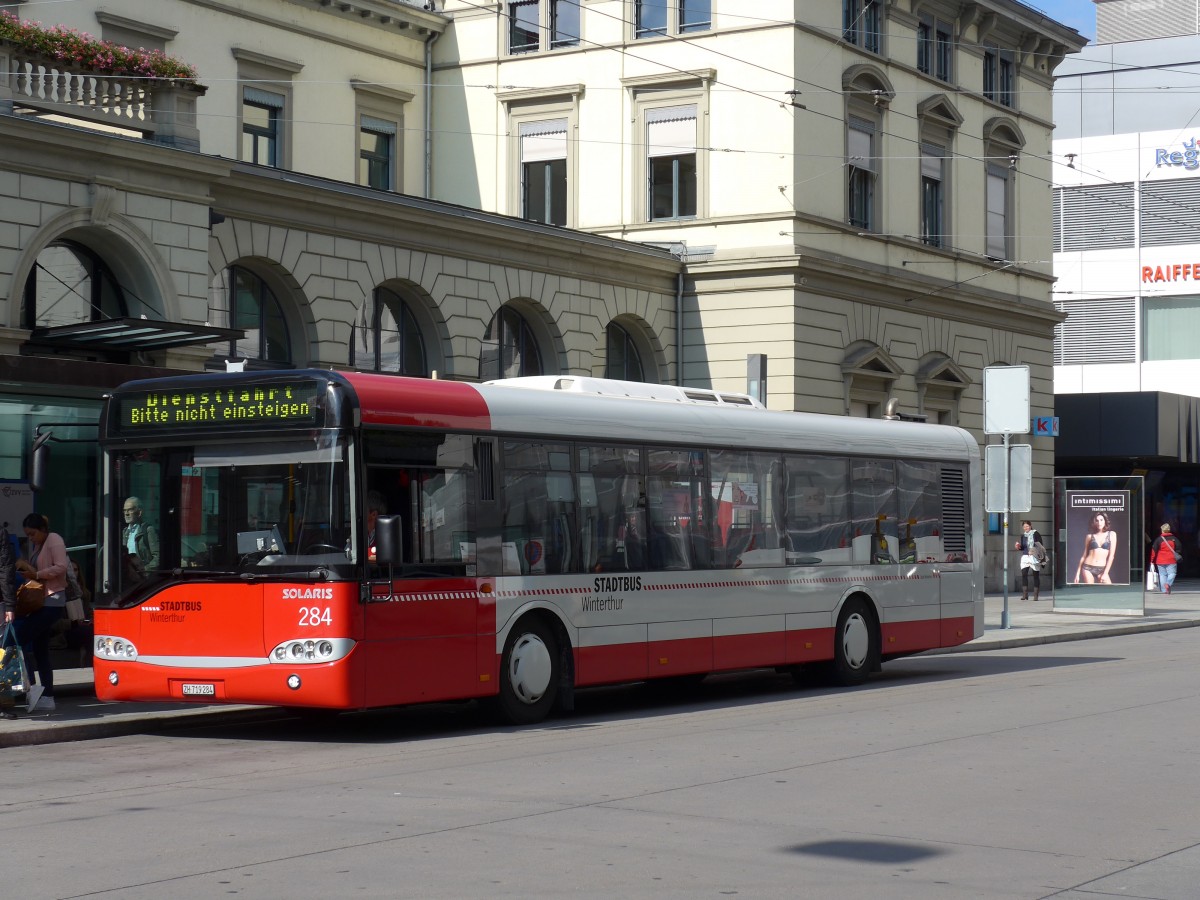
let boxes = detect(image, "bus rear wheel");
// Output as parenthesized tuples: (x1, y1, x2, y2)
(830, 597, 878, 686)
(497, 617, 559, 725)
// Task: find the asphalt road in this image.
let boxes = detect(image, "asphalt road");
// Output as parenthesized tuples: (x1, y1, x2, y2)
(6, 628, 1200, 899)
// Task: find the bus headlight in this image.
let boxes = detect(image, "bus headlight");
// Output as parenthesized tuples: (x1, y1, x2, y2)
(267, 637, 354, 665)
(95, 635, 138, 661)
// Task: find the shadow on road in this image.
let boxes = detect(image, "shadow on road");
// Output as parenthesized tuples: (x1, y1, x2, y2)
(154, 649, 1122, 746)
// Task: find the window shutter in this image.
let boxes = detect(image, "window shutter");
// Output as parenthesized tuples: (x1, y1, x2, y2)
(848, 116, 874, 170)
(243, 87, 284, 108)
(986, 169, 1008, 258)
(1053, 297, 1137, 364)
(647, 105, 697, 158)
(519, 118, 568, 162)
(361, 115, 397, 135)
(1059, 183, 1134, 251)
(1141, 178, 1200, 247)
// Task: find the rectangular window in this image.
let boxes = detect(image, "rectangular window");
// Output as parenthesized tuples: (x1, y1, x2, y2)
(917, 20, 932, 73)
(636, 0, 709, 38)
(647, 104, 697, 220)
(984, 48, 1015, 106)
(847, 117, 875, 230)
(502, 441, 576, 574)
(1144, 296, 1200, 361)
(576, 445, 643, 573)
(680, 0, 712, 33)
(986, 164, 1009, 259)
(242, 88, 283, 167)
(709, 450, 785, 569)
(897, 460, 942, 563)
(851, 459, 897, 565)
(920, 145, 944, 248)
(520, 119, 568, 225)
(999, 55, 1014, 107)
(1140, 178, 1200, 246)
(550, 0, 579, 47)
(935, 25, 953, 80)
(645, 447, 706, 571)
(359, 115, 395, 191)
(784, 455, 851, 564)
(509, 0, 540, 53)
(843, 0, 881, 53)
(636, 0, 669, 37)
(1054, 297, 1137, 365)
(1055, 183, 1135, 251)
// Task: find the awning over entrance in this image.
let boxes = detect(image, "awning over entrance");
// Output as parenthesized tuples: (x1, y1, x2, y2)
(29, 318, 244, 352)
(1056, 392, 1200, 465)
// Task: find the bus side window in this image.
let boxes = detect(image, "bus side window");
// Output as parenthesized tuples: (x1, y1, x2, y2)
(576, 445, 643, 573)
(851, 459, 898, 564)
(784, 454, 851, 564)
(501, 441, 576, 575)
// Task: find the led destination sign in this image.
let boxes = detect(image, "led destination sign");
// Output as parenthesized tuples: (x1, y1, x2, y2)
(117, 382, 324, 432)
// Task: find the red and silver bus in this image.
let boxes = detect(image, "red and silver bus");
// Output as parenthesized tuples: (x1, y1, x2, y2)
(92, 370, 982, 723)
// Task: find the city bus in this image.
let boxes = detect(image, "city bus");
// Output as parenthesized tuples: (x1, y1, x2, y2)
(90, 369, 983, 723)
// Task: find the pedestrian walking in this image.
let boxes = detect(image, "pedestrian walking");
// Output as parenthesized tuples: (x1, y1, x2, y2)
(1149, 523, 1182, 594)
(1014, 520, 1044, 601)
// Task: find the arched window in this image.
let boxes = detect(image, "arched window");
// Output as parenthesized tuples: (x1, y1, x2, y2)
(480, 305, 543, 380)
(23, 240, 129, 328)
(213, 266, 291, 365)
(350, 286, 428, 376)
(605, 322, 645, 381)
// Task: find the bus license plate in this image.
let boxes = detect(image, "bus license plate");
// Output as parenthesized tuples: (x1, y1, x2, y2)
(181, 683, 216, 696)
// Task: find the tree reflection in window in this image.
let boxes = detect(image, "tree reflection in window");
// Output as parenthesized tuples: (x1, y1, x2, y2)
(605, 321, 646, 381)
(480, 305, 543, 380)
(218, 265, 291, 364)
(350, 286, 428, 376)
(23, 240, 134, 328)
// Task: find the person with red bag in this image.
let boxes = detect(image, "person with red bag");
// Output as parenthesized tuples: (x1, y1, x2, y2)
(1149, 523, 1183, 595)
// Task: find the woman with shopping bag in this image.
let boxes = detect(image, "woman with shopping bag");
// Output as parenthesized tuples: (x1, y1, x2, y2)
(4, 513, 68, 712)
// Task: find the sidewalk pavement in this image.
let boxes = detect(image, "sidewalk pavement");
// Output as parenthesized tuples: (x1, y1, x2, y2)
(5, 585, 1199, 748)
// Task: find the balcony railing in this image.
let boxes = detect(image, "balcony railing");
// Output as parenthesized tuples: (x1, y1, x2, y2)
(0, 39, 206, 151)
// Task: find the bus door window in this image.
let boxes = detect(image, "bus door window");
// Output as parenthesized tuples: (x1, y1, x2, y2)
(709, 450, 785, 568)
(784, 455, 851, 564)
(576, 445, 643, 572)
(645, 448, 706, 571)
(501, 441, 576, 575)
(851, 459, 898, 564)
(362, 432, 477, 572)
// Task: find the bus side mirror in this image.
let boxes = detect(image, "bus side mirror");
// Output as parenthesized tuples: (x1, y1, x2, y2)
(31, 432, 52, 493)
(374, 515, 402, 565)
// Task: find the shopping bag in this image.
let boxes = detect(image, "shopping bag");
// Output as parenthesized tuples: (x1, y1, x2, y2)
(0, 621, 29, 710)
(1147, 569, 1157, 590)
(15, 579, 45, 617)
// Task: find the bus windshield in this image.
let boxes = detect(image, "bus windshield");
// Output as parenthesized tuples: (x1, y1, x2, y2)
(109, 432, 353, 597)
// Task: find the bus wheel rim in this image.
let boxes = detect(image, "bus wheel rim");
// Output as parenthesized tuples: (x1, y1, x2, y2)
(842, 613, 869, 670)
(509, 633, 553, 704)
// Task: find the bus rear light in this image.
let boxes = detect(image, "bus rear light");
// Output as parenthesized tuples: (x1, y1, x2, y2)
(268, 637, 354, 665)
(95, 636, 138, 661)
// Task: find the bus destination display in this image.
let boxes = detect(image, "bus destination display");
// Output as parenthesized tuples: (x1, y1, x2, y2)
(118, 383, 323, 431)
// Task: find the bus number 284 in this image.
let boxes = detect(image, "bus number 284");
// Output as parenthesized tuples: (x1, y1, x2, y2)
(299, 607, 332, 626)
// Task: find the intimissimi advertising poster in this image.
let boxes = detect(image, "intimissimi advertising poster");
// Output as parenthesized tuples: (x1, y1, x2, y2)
(1066, 490, 1130, 585)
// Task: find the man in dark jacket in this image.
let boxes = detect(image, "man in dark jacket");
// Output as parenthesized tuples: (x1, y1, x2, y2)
(121, 497, 160, 571)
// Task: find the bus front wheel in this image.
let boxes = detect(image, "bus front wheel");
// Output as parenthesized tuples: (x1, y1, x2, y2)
(497, 617, 559, 725)
(830, 598, 878, 687)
